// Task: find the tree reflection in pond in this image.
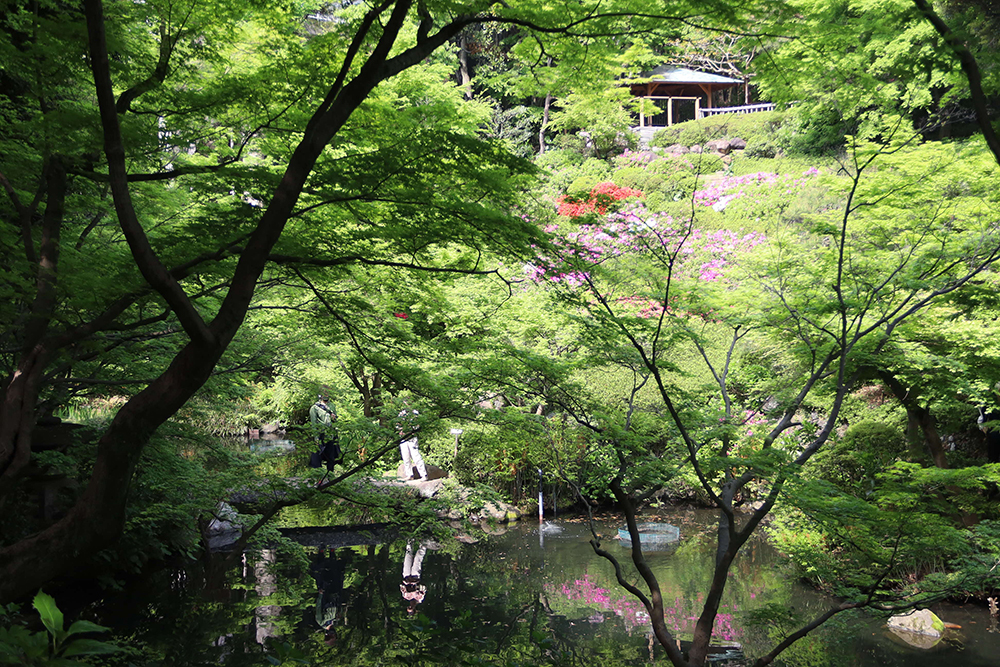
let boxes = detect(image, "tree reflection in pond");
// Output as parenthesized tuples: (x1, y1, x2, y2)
(84, 512, 999, 666)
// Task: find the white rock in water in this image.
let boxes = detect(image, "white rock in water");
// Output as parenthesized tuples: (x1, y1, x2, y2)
(886, 609, 945, 638)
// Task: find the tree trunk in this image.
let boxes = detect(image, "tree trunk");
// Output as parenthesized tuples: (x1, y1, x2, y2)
(906, 404, 948, 468)
(458, 33, 473, 100)
(538, 57, 554, 154)
(877, 370, 948, 468)
(539, 91, 553, 154)
(0, 158, 67, 502)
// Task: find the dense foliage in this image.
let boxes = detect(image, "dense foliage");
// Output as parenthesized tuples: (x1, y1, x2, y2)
(3, 0, 1000, 666)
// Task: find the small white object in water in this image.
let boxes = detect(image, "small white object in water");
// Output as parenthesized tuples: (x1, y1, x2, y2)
(539, 521, 564, 534)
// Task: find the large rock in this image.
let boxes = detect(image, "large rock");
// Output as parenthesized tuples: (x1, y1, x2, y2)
(206, 502, 242, 551)
(886, 609, 945, 639)
(396, 462, 448, 481)
(482, 501, 522, 521)
(729, 137, 747, 150)
(704, 139, 732, 154)
(665, 143, 689, 155)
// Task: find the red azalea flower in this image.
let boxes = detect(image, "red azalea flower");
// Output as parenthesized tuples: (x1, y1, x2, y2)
(394, 312, 408, 319)
(557, 182, 643, 218)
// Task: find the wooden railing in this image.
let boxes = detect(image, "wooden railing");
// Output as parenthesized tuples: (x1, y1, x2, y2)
(697, 103, 776, 118)
(634, 98, 777, 128)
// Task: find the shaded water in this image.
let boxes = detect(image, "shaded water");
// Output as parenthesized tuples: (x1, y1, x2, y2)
(86, 509, 999, 666)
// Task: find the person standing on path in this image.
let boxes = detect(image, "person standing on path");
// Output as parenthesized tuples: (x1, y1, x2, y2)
(309, 395, 341, 471)
(397, 402, 427, 481)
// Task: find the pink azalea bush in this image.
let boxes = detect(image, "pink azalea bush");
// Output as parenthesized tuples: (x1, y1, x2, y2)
(693, 168, 822, 221)
(529, 204, 765, 317)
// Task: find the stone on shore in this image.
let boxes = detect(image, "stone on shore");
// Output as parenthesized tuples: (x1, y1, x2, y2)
(396, 462, 448, 481)
(886, 609, 945, 649)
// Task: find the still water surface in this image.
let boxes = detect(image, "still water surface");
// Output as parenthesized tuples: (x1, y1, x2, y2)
(90, 508, 999, 666)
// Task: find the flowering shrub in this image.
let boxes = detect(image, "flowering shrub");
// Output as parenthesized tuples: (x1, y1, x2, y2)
(558, 181, 643, 218)
(692, 169, 821, 222)
(548, 575, 744, 641)
(529, 204, 766, 312)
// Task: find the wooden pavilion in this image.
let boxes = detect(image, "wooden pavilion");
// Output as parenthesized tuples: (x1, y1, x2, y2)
(627, 66, 751, 128)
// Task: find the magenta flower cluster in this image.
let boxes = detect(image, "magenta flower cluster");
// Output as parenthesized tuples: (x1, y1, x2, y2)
(687, 228, 766, 282)
(548, 575, 743, 642)
(742, 409, 767, 438)
(528, 204, 766, 307)
(693, 169, 820, 208)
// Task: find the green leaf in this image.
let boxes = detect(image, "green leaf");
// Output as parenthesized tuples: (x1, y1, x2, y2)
(32, 591, 64, 639)
(60, 638, 122, 657)
(64, 620, 111, 638)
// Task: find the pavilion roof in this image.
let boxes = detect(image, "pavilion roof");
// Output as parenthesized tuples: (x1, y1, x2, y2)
(639, 66, 741, 85)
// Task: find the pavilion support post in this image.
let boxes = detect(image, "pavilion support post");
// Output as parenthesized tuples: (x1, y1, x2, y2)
(667, 97, 673, 126)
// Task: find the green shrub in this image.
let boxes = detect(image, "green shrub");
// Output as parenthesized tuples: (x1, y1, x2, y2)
(551, 132, 588, 154)
(534, 153, 612, 201)
(650, 126, 689, 148)
(744, 140, 777, 159)
(565, 158, 614, 196)
(808, 421, 907, 496)
(611, 166, 665, 193)
(535, 148, 585, 173)
(649, 111, 790, 149)
(787, 105, 849, 155)
(645, 155, 693, 174)
(688, 152, 724, 173)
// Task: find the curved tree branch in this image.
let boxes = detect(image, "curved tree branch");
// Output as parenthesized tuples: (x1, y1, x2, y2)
(84, 0, 214, 346)
(912, 0, 1000, 165)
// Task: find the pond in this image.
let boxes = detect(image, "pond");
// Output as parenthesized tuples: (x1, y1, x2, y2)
(85, 508, 1000, 666)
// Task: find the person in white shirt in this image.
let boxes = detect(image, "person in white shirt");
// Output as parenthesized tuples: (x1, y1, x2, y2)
(397, 403, 427, 481)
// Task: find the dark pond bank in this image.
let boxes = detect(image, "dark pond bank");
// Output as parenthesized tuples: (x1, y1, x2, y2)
(81, 508, 1000, 666)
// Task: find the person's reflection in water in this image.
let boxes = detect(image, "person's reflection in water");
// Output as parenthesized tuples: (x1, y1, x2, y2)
(311, 548, 347, 645)
(400, 541, 428, 615)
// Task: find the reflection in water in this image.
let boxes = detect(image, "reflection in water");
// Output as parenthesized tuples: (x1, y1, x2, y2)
(247, 436, 296, 455)
(311, 549, 347, 645)
(83, 511, 1000, 667)
(549, 574, 742, 644)
(400, 541, 428, 615)
(254, 549, 280, 645)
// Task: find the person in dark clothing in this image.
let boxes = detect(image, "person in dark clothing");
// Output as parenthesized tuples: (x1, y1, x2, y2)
(309, 395, 341, 471)
(310, 549, 347, 645)
(978, 406, 1000, 463)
